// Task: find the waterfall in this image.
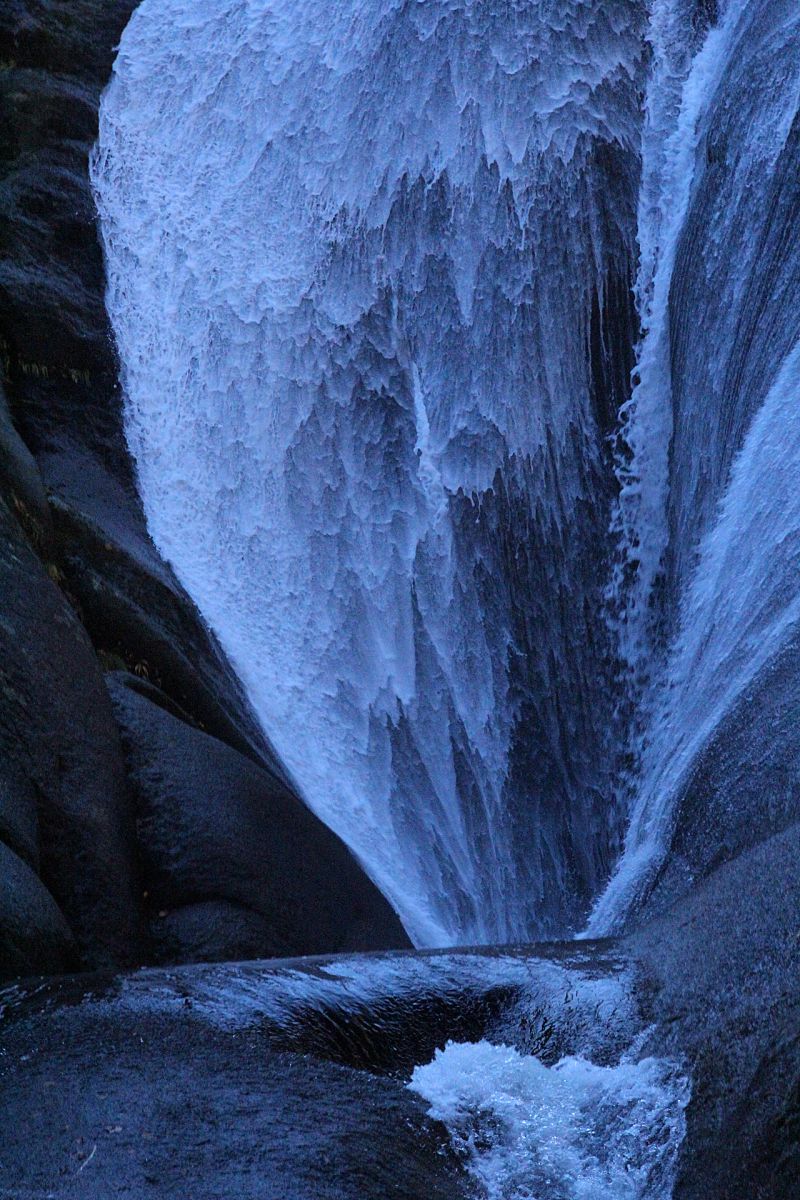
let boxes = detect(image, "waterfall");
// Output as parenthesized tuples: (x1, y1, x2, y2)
(82, 5, 800, 1193)
(92, 0, 645, 946)
(606, 0, 742, 679)
(93, 0, 800, 951)
(590, 0, 800, 933)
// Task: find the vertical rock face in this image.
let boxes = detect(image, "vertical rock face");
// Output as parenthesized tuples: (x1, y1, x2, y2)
(0, 424, 143, 971)
(0, 0, 138, 478)
(0, 0, 411, 980)
(0, 0, 154, 977)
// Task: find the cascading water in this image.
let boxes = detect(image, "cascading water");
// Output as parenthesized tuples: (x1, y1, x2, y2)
(92, 0, 646, 947)
(589, 0, 800, 933)
(92, 0, 800, 966)
(410, 1041, 690, 1200)
(605, 0, 732, 680)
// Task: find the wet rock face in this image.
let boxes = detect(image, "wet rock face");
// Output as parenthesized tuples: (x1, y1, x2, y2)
(107, 676, 411, 961)
(0, 963, 476, 1200)
(627, 820, 800, 1200)
(0, 484, 143, 973)
(638, 635, 800, 929)
(0, 0, 138, 479)
(0, 0, 410, 979)
(0, 4, 152, 979)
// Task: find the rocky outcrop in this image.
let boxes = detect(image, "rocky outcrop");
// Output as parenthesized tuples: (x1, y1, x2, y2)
(0, 0, 138, 482)
(0, 453, 143, 972)
(2, 834, 797, 1200)
(0, 958, 476, 1200)
(108, 676, 410, 962)
(0, 0, 409, 979)
(626, 819, 800, 1200)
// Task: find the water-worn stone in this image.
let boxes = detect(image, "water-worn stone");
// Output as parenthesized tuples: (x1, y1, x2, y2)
(0, 840, 73, 978)
(0, 495, 143, 977)
(107, 675, 412, 961)
(625, 820, 800, 1200)
(0, 988, 471, 1200)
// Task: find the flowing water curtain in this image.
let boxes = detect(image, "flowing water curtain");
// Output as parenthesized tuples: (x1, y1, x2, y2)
(590, 0, 800, 934)
(606, 0, 730, 682)
(93, 0, 647, 945)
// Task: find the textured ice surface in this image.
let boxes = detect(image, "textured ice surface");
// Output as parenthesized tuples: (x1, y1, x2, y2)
(93, 0, 646, 945)
(410, 1040, 690, 1200)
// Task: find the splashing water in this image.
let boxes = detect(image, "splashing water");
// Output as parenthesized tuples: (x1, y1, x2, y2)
(410, 1040, 690, 1200)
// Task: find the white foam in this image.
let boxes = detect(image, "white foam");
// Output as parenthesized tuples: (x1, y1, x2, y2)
(410, 1040, 690, 1200)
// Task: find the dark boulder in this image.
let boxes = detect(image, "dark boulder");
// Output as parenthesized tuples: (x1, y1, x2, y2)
(0, 840, 73, 977)
(150, 901, 289, 966)
(0, 493, 143, 977)
(625, 819, 800, 1200)
(0, 975, 471, 1200)
(107, 674, 411, 962)
(0, 0, 155, 979)
(0, 943, 631, 1199)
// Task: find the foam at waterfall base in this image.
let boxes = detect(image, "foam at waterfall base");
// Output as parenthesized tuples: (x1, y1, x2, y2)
(410, 1040, 690, 1200)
